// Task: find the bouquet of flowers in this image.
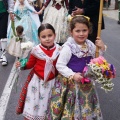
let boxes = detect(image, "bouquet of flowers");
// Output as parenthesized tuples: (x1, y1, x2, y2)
(83, 56, 116, 92)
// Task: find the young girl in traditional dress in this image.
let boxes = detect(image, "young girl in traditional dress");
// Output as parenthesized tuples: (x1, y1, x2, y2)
(28, 0, 44, 22)
(15, 23, 61, 120)
(7, 0, 40, 46)
(38, 0, 69, 45)
(48, 15, 106, 120)
(7, 25, 32, 58)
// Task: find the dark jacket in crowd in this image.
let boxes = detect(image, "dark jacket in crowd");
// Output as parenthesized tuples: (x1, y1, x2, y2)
(3, 0, 8, 11)
(69, 0, 105, 32)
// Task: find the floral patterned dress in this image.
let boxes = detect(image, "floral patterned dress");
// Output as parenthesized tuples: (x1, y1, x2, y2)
(46, 37, 104, 120)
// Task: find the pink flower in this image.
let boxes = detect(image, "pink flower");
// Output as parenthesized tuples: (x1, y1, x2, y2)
(90, 56, 107, 65)
(98, 56, 106, 63)
(90, 58, 98, 64)
(83, 66, 88, 72)
(97, 57, 104, 64)
(81, 78, 90, 84)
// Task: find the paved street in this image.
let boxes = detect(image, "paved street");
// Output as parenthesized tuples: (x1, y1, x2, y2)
(103, 0, 118, 21)
(0, 2, 120, 120)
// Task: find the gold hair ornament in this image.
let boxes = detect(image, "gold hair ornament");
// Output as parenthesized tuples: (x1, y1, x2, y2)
(67, 15, 90, 22)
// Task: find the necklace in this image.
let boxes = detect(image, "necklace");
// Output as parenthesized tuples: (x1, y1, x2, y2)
(80, 42, 89, 57)
(81, 42, 87, 51)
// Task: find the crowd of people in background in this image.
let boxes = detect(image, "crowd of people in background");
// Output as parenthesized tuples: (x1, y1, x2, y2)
(0, 0, 117, 120)
(0, 0, 105, 66)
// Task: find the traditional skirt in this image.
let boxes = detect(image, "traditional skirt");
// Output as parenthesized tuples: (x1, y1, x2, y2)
(16, 70, 55, 120)
(47, 74, 103, 120)
(43, 6, 69, 43)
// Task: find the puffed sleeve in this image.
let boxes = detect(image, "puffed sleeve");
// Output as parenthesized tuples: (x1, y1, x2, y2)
(56, 45, 76, 78)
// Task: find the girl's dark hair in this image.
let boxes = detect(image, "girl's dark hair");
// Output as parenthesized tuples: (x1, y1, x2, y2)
(70, 16, 92, 34)
(16, 25, 24, 34)
(38, 23, 55, 36)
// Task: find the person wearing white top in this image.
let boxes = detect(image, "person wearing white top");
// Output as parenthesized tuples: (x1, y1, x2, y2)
(0, 0, 14, 66)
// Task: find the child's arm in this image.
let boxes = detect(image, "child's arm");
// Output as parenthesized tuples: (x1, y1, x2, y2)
(56, 46, 74, 78)
(43, 0, 51, 8)
(87, 38, 107, 58)
(25, 5, 38, 14)
(95, 37, 106, 51)
(56, 46, 83, 82)
(24, 54, 37, 69)
(8, 0, 14, 21)
(88, 37, 107, 57)
(16, 54, 37, 70)
(16, 61, 21, 68)
(25, 2, 38, 13)
(37, 0, 51, 14)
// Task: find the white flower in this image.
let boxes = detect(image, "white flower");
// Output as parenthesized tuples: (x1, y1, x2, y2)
(21, 41, 33, 58)
(21, 41, 33, 50)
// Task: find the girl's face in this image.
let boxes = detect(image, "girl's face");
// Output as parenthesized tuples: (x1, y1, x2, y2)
(39, 29, 56, 47)
(71, 23, 89, 45)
